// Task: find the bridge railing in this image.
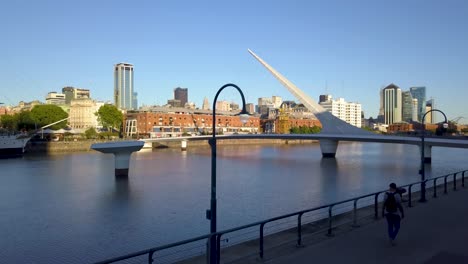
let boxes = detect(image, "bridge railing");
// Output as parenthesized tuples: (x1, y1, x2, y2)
(94, 169, 467, 264)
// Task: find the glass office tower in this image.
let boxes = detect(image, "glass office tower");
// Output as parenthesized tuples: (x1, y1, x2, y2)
(401, 91, 414, 122)
(409, 86, 426, 122)
(114, 63, 135, 110)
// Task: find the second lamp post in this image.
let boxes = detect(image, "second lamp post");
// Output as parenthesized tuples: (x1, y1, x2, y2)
(207, 83, 249, 264)
(419, 109, 448, 202)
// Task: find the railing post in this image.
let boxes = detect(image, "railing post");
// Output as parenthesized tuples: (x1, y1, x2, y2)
(259, 223, 265, 259)
(444, 176, 448, 194)
(297, 213, 304, 247)
(374, 193, 379, 219)
(433, 178, 438, 198)
(216, 234, 222, 264)
(327, 205, 334, 236)
(454, 173, 457, 191)
(408, 185, 412, 207)
(148, 250, 155, 264)
(462, 171, 466, 187)
(352, 199, 359, 228)
(463, 171, 466, 187)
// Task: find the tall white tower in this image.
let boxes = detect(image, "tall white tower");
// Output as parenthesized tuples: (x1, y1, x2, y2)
(383, 84, 402, 125)
(412, 98, 418, 122)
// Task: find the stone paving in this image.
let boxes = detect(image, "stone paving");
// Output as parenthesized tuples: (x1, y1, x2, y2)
(266, 187, 468, 264)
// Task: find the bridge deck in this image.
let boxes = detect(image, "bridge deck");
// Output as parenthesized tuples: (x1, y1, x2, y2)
(142, 134, 468, 149)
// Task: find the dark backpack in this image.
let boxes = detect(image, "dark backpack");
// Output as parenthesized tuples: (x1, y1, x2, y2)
(384, 192, 398, 213)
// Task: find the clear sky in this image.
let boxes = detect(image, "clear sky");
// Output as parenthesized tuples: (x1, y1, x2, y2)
(1, 0, 467, 121)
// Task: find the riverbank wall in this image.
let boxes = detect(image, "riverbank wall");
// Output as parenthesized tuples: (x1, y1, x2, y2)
(151, 138, 319, 149)
(26, 141, 98, 153)
(26, 138, 320, 153)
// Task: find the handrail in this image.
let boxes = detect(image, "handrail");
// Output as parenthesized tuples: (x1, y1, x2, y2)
(94, 169, 468, 264)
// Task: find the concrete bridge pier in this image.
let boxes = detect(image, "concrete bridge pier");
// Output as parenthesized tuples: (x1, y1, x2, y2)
(91, 141, 144, 177)
(143, 141, 153, 149)
(319, 139, 338, 158)
(423, 144, 433, 163)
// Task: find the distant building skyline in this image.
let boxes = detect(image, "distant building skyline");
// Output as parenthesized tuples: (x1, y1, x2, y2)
(174, 87, 188, 107)
(45, 92, 66, 105)
(62, 87, 90, 104)
(202, 97, 210, 110)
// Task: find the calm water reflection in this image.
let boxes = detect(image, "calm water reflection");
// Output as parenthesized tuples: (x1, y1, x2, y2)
(0, 142, 467, 263)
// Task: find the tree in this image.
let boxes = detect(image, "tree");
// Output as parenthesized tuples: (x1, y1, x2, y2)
(96, 104, 123, 131)
(0, 114, 18, 131)
(435, 122, 456, 136)
(289, 125, 322, 134)
(17, 111, 36, 131)
(31, 105, 68, 130)
(290, 127, 300, 134)
(84, 127, 98, 139)
(362, 126, 375, 132)
(99, 131, 119, 140)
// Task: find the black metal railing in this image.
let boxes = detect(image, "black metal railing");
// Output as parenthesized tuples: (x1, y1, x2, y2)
(94, 169, 467, 264)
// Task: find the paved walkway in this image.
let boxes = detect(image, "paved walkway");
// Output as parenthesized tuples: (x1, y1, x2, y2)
(267, 188, 468, 264)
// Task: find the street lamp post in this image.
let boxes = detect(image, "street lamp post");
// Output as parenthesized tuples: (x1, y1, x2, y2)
(419, 109, 448, 202)
(207, 83, 249, 264)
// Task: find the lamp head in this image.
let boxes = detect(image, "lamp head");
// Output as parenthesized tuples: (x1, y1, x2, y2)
(443, 123, 449, 129)
(239, 113, 249, 124)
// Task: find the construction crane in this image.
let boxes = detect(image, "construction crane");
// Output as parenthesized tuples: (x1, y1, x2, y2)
(190, 113, 200, 135)
(451, 116, 465, 123)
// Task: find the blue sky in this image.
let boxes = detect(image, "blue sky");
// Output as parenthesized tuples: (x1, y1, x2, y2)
(1, 0, 467, 120)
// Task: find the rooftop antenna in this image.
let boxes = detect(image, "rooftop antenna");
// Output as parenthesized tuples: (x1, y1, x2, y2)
(341, 80, 345, 97)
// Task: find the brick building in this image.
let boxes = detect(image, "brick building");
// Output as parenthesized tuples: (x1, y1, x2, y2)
(261, 118, 322, 134)
(124, 110, 260, 138)
(387, 122, 414, 133)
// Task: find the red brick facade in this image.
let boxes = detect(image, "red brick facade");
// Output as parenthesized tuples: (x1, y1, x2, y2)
(285, 118, 322, 128)
(125, 111, 260, 136)
(388, 123, 414, 133)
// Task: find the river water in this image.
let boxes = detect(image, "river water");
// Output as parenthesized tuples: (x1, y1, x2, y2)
(0, 142, 467, 263)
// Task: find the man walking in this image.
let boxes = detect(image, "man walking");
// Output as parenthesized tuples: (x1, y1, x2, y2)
(382, 183, 405, 245)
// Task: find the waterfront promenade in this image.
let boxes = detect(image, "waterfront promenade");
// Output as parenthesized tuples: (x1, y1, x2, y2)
(265, 186, 468, 264)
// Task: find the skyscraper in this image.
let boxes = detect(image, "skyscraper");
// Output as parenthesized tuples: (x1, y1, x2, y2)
(319, 94, 332, 103)
(412, 98, 418, 122)
(401, 91, 414, 122)
(245, 103, 255, 114)
(383, 83, 402, 125)
(114, 63, 136, 110)
(426, 98, 435, 123)
(202, 97, 210, 110)
(409, 86, 426, 122)
(174, 87, 188, 106)
(132, 92, 138, 110)
(377, 87, 385, 123)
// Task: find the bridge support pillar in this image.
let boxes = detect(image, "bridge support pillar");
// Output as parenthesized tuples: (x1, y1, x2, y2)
(143, 141, 153, 149)
(319, 139, 338, 158)
(423, 144, 432, 163)
(91, 141, 144, 177)
(181, 140, 187, 151)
